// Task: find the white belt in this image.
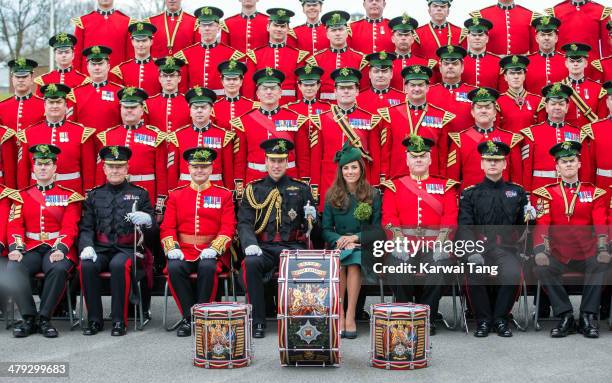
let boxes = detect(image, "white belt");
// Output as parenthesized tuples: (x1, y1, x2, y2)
(281, 90, 296, 97)
(320, 92, 336, 100)
(596, 168, 612, 177)
(402, 228, 440, 237)
(32, 171, 80, 181)
(213, 89, 225, 96)
(179, 173, 222, 181)
(26, 231, 60, 241)
(248, 161, 296, 172)
(533, 170, 557, 178)
(0, 171, 3, 177)
(129, 174, 155, 182)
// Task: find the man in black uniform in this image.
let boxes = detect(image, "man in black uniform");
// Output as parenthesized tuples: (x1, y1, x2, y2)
(238, 138, 317, 338)
(79, 146, 156, 336)
(458, 140, 536, 337)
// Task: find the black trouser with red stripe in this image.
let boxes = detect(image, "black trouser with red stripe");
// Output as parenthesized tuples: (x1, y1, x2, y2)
(80, 248, 135, 325)
(242, 242, 306, 326)
(466, 248, 522, 322)
(166, 258, 218, 318)
(7, 245, 73, 319)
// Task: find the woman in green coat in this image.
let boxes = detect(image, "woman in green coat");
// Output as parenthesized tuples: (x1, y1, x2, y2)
(322, 144, 382, 339)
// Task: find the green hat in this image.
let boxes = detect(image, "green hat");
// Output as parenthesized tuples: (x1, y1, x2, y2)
(49, 32, 77, 49)
(99, 145, 132, 164)
(464, 17, 493, 34)
(128, 21, 157, 40)
(561, 43, 591, 58)
(365, 51, 396, 68)
(218, 60, 248, 78)
(428, 0, 452, 5)
(331, 67, 362, 84)
(468, 87, 500, 104)
(260, 138, 294, 158)
(40, 83, 71, 100)
(436, 45, 467, 61)
(194, 6, 224, 24)
(154, 56, 185, 73)
(185, 86, 217, 106)
(294, 64, 324, 83)
(8, 57, 38, 76)
(531, 16, 561, 32)
(321, 11, 350, 29)
(117, 87, 148, 106)
(603, 81, 612, 96)
(477, 140, 510, 160)
(542, 82, 573, 100)
(401, 65, 433, 83)
(499, 55, 530, 72)
(82, 45, 112, 62)
(29, 144, 61, 163)
(549, 141, 582, 160)
(388, 14, 418, 33)
(402, 134, 435, 156)
(334, 142, 362, 167)
(301, 0, 324, 4)
(267, 8, 295, 25)
(253, 67, 285, 86)
(183, 147, 217, 165)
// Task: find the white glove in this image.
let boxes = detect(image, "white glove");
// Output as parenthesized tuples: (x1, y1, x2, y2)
(167, 249, 184, 260)
(245, 245, 263, 256)
(127, 211, 152, 226)
(468, 253, 485, 266)
(199, 248, 218, 259)
(304, 202, 317, 221)
(523, 205, 537, 221)
(432, 248, 450, 262)
(80, 246, 97, 263)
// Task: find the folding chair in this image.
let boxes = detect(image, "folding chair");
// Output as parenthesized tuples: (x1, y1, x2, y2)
(533, 271, 584, 331)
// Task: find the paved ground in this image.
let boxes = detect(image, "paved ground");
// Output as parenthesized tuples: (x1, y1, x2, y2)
(1, 296, 611, 383)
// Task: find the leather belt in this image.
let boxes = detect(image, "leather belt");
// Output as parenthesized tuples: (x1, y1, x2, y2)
(532, 170, 557, 178)
(248, 161, 296, 172)
(596, 168, 612, 177)
(32, 171, 80, 181)
(178, 233, 215, 246)
(129, 174, 155, 182)
(180, 173, 222, 181)
(26, 231, 60, 241)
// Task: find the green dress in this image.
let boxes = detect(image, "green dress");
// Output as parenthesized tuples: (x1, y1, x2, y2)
(322, 189, 382, 266)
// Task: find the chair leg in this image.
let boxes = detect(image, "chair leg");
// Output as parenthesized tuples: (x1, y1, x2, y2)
(163, 280, 182, 331)
(79, 286, 84, 330)
(608, 294, 612, 331)
(66, 279, 79, 330)
(534, 280, 541, 331)
(224, 278, 229, 302)
(378, 278, 384, 303)
(136, 281, 149, 331)
(230, 271, 237, 302)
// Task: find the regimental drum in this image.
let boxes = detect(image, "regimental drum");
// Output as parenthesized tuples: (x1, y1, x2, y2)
(192, 302, 253, 369)
(277, 249, 340, 367)
(369, 303, 431, 370)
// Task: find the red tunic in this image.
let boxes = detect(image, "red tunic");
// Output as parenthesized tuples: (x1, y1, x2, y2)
(0, 185, 14, 251)
(356, 87, 405, 115)
(427, 82, 478, 132)
(144, 93, 190, 133)
(591, 56, 612, 82)
(147, 10, 199, 57)
(34, 68, 88, 97)
(562, 78, 607, 127)
(293, 22, 330, 54)
(213, 96, 258, 131)
(391, 54, 439, 90)
(306, 48, 368, 101)
(17, 120, 96, 193)
(220, 12, 270, 53)
(0, 127, 17, 188)
(347, 18, 394, 55)
(413, 22, 466, 60)
(110, 58, 161, 97)
(580, 118, 612, 187)
(0, 94, 45, 133)
(69, 81, 122, 139)
(462, 52, 501, 89)
(497, 90, 547, 133)
(525, 51, 569, 94)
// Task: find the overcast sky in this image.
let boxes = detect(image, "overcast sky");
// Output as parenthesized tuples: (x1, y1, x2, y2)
(116, 0, 563, 25)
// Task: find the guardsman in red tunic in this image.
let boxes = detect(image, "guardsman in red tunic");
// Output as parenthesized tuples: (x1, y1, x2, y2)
(69, 46, 122, 142)
(532, 141, 609, 338)
(146, 1, 199, 57)
(174, 7, 245, 96)
(221, 0, 270, 53)
(72, 0, 132, 73)
(307, 11, 368, 102)
(462, 17, 501, 89)
(34, 33, 88, 97)
(213, 60, 258, 132)
(427, 45, 478, 132)
(379, 65, 454, 180)
(469, 0, 538, 56)
(580, 81, 612, 187)
(110, 22, 161, 97)
(520, 83, 585, 192)
(380, 134, 459, 335)
(0, 184, 13, 253)
(560, 43, 607, 127)
(0, 58, 45, 134)
(167, 87, 235, 191)
(357, 52, 405, 115)
(446, 87, 523, 189)
(347, 0, 393, 54)
(161, 147, 236, 337)
(545, 0, 611, 59)
(310, 68, 382, 206)
(244, 8, 310, 104)
(145, 57, 190, 133)
(497, 55, 546, 133)
(414, 0, 466, 60)
(294, 0, 329, 54)
(96, 87, 168, 215)
(526, 16, 569, 94)
(590, 21, 612, 82)
(0, 125, 17, 188)
(388, 14, 439, 90)
(231, 68, 309, 183)
(7, 144, 83, 338)
(17, 84, 96, 194)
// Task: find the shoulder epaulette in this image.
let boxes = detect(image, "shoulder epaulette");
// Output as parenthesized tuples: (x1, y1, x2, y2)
(169, 184, 189, 193)
(601, 7, 611, 20)
(459, 28, 468, 43)
(230, 117, 244, 132)
(230, 50, 245, 61)
(71, 17, 83, 29)
(1, 127, 15, 144)
(445, 179, 459, 191)
(581, 123, 594, 142)
(219, 19, 229, 33)
(510, 132, 523, 148)
(297, 50, 309, 63)
(173, 50, 188, 64)
(0, 187, 15, 200)
(33, 76, 44, 87)
(15, 130, 26, 143)
(598, 87, 606, 99)
(245, 49, 257, 64)
(223, 129, 236, 147)
(380, 179, 396, 193)
(359, 55, 368, 71)
(448, 131, 461, 148)
(110, 65, 123, 80)
(306, 55, 318, 67)
(166, 131, 179, 147)
(592, 186, 607, 201)
(144, 125, 166, 147)
(427, 59, 437, 69)
(591, 59, 603, 73)
(469, 10, 481, 18)
(82, 127, 96, 144)
(520, 127, 534, 142)
(532, 186, 552, 200)
(536, 98, 546, 112)
(7, 188, 23, 203)
(442, 111, 455, 126)
(544, 7, 554, 16)
(377, 107, 390, 123)
(310, 114, 321, 129)
(96, 130, 107, 146)
(288, 27, 297, 39)
(371, 114, 382, 129)
(57, 186, 85, 203)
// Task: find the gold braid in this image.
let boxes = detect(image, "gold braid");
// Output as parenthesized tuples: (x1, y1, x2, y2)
(245, 184, 282, 234)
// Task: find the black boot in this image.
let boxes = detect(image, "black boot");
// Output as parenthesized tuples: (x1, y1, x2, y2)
(493, 319, 512, 337)
(111, 321, 127, 336)
(38, 317, 58, 338)
(577, 312, 599, 339)
(13, 316, 38, 338)
(474, 320, 490, 338)
(550, 312, 576, 338)
(176, 318, 191, 337)
(253, 323, 265, 338)
(83, 321, 103, 336)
